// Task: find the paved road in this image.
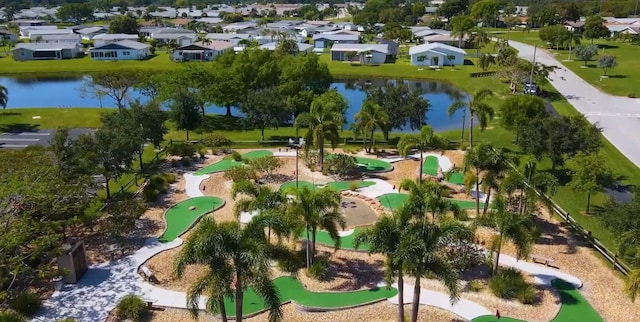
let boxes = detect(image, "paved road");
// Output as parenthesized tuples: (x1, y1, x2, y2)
(0, 128, 95, 149)
(510, 41, 640, 168)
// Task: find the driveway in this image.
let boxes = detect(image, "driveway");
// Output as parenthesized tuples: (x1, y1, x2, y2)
(0, 128, 95, 149)
(510, 41, 640, 168)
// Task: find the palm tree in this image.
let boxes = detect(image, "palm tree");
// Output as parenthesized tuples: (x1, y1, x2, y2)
(231, 180, 289, 242)
(450, 15, 475, 49)
(167, 39, 179, 54)
(471, 28, 491, 57)
(479, 149, 509, 215)
(201, 37, 212, 47)
(448, 89, 494, 148)
(294, 90, 347, 171)
(352, 101, 389, 153)
(0, 85, 7, 112)
(464, 143, 498, 216)
(475, 195, 538, 275)
(175, 217, 283, 322)
(288, 186, 345, 269)
(399, 179, 466, 222)
(520, 158, 559, 215)
(354, 206, 412, 322)
(397, 125, 446, 184)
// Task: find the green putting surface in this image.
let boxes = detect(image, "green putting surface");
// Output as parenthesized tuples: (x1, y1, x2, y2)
(376, 193, 483, 210)
(223, 276, 397, 317)
(194, 150, 273, 175)
(422, 155, 439, 176)
(326, 154, 393, 172)
(279, 180, 375, 193)
(447, 171, 465, 185)
(159, 196, 225, 242)
(472, 279, 603, 322)
(300, 227, 369, 251)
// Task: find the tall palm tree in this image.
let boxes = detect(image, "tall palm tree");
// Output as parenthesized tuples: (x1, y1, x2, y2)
(448, 89, 494, 148)
(475, 195, 538, 275)
(288, 186, 345, 269)
(201, 37, 212, 47)
(352, 101, 389, 153)
(450, 15, 475, 49)
(397, 125, 446, 184)
(399, 179, 466, 222)
(521, 158, 559, 215)
(294, 90, 347, 171)
(0, 85, 8, 112)
(231, 180, 289, 242)
(175, 217, 283, 322)
(354, 206, 412, 322)
(464, 143, 499, 216)
(471, 28, 491, 57)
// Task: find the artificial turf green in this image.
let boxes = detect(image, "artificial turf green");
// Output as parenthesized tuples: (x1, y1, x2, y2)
(158, 196, 225, 242)
(222, 276, 397, 317)
(194, 150, 273, 175)
(376, 193, 483, 210)
(422, 156, 439, 176)
(301, 227, 369, 251)
(325, 154, 393, 172)
(447, 171, 465, 185)
(279, 180, 375, 193)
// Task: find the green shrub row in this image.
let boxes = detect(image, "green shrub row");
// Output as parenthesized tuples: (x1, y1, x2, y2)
(488, 268, 536, 304)
(143, 173, 177, 202)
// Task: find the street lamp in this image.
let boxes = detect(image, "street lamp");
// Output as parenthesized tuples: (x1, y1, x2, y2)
(288, 137, 305, 189)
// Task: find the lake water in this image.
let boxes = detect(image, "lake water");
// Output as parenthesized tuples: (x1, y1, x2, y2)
(0, 76, 468, 132)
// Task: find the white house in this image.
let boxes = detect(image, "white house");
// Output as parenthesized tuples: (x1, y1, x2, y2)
(19, 25, 57, 37)
(38, 33, 82, 44)
(28, 28, 74, 41)
(330, 43, 388, 64)
(409, 43, 466, 67)
(172, 41, 234, 61)
(90, 40, 151, 60)
(93, 34, 139, 47)
(11, 42, 82, 61)
(152, 33, 196, 46)
(205, 33, 252, 45)
(76, 26, 108, 40)
(259, 42, 313, 53)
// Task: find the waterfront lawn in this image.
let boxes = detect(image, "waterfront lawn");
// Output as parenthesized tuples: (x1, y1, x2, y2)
(0, 108, 106, 130)
(495, 29, 640, 97)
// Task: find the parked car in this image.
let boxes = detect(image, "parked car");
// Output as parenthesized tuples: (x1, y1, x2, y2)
(523, 83, 540, 95)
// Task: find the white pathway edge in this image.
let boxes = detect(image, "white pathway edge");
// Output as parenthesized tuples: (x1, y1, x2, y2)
(184, 173, 209, 198)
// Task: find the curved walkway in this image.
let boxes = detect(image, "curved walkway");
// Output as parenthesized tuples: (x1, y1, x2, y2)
(510, 40, 640, 167)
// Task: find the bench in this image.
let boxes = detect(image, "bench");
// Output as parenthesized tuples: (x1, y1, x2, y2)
(139, 265, 155, 282)
(531, 255, 555, 266)
(141, 298, 156, 309)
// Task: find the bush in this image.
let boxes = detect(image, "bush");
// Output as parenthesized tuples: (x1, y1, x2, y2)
(170, 159, 179, 168)
(10, 292, 40, 317)
(0, 310, 26, 322)
(349, 181, 359, 191)
(248, 156, 283, 177)
(116, 294, 147, 321)
(324, 154, 359, 179)
(143, 185, 160, 202)
(231, 150, 243, 161)
(223, 165, 257, 182)
(468, 280, 484, 292)
(202, 134, 231, 147)
(166, 143, 196, 158)
(181, 156, 192, 167)
(306, 257, 329, 281)
(627, 92, 636, 98)
(162, 172, 177, 184)
(489, 268, 535, 303)
(149, 46, 156, 55)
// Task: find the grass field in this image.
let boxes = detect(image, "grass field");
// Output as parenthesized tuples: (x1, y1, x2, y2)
(158, 196, 225, 242)
(494, 29, 640, 97)
(376, 193, 483, 211)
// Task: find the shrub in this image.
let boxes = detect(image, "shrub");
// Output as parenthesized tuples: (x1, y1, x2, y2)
(349, 181, 359, 191)
(10, 292, 41, 317)
(324, 154, 359, 179)
(468, 280, 484, 292)
(143, 185, 160, 202)
(116, 294, 147, 321)
(162, 172, 177, 184)
(223, 165, 257, 182)
(181, 156, 192, 167)
(0, 310, 26, 322)
(202, 134, 231, 147)
(149, 46, 156, 55)
(197, 146, 208, 159)
(149, 174, 169, 193)
(248, 156, 283, 177)
(170, 159, 179, 168)
(166, 143, 195, 158)
(306, 257, 329, 281)
(231, 150, 243, 161)
(627, 92, 636, 98)
(489, 268, 535, 303)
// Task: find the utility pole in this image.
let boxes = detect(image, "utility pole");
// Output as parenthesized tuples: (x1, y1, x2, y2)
(530, 44, 537, 86)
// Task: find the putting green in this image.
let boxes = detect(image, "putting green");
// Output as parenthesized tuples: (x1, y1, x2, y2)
(222, 276, 397, 317)
(300, 227, 369, 251)
(447, 171, 465, 185)
(279, 180, 375, 193)
(326, 154, 393, 172)
(422, 156, 439, 176)
(158, 196, 225, 242)
(194, 150, 273, 175)
(376, 193, 483, 211)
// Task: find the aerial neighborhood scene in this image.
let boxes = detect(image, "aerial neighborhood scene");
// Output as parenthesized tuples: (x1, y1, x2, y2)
(2, 0, 640, 321)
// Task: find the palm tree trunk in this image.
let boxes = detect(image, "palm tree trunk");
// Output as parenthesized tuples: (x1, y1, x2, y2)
(586, 192, 591, 214)
(318, 136, 325, 171)
(469, 113, 474, 148)
(219, 296, 228, 322)
(410, 275, 421, 322)
(369, 129, 375, 154)
(418, 149, 423, 184)
(397, 270, 405, 322)
(475, 168, 480, 216)
(235, 273, 243, 322)
(493, 235, 503, 275)
(305, 227, 311, 269)
(311, 227, 317, 265)
(186, 129, 190, 141)
(483, 189, 491, 215)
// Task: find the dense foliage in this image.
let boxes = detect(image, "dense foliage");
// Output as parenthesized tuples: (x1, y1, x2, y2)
(116, 294, 147, 321)
(598, 189, 640, 266)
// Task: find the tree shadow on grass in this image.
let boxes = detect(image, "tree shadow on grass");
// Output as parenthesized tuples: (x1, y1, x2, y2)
(607, 75, 627, 79)
(464, 59, 475, 66)
(0, 123, 40, 133)
(324, 255, 385, 291)
(597, 44, 619, 50)
(545, 167, 571, 185)
(197, 114, 244, 132)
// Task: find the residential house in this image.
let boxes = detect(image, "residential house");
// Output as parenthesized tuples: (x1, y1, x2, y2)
(422, 32, 467, 47)
(374, 37, 399, 57)
(259, 41, 313, 53)
(335, 22, 358, 31)
(28, 28, 74, 41)
(223, 22, 258, 33)
(172, 41, 234, 61)
(330, 43, 389, 64)
(149, 28, 197, 45)
(39, 34, 82, 44)
(409, 43, 466, 67)
(0, 30, 18, 42)
(93, 34, 139, 47)
(197, 17, 223, 25)
(312, 33, 359, 50)
(10, 19, 49, 27)
(11, 42, 82, 61)
(19, 25, 58, 37)
(171, 18, 194, 28)
(76, 26, 108, 40)
(205, 33, 253, 45)
(90, 40, 151, 60)
(564, 21, 585, 33)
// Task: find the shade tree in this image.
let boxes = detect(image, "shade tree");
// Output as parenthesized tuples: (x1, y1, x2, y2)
(82, 70, 142, 110)
(240, 87, 290, 141)
(575, 44, 599, 66)
(499, 95, 548, 141)
(448, 89, 494, 148)
(583, 15, 611, 43)
(365, 82, 430, 137)
(567, 152, 613, 214)
(169, 90, 203, 141)
(108, 14, 140, 34)
(598, 55, 618, 76)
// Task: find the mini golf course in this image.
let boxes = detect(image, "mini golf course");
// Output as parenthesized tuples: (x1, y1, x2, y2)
(194, 150, 273, 175)
(326, 154, 393, 172)
(422, 155, 439, 176)
(447, 171, 465, 185)
(376, 193, 483, 211)
(279, 180, 376, 192)
(158, 196, 225, 242)
(302, 228, 368, 251)
(221, 276, 397, 318)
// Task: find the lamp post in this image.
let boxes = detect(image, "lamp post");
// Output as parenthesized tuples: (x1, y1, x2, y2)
(288, 137, 305, 189)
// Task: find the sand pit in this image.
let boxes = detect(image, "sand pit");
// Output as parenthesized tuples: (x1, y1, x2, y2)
(341, 197, 378, 228)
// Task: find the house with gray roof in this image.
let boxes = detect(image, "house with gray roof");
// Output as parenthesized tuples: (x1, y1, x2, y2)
(0, 30, 18, 42)
(259, 41, 313, 53)
(39, 33, 82, 44)
(313, 33, 360, 50)
(223, 22, 258, 33)
(151, 32, 197, 46)
(11, 42, 82, 61)
(93, 33, 139, 47)
(409, 43, 466, 67)
(206, 33, 253, 45)
(90, 40, 151, 60)
(76, 26, 108, 40)
(172, 41, 234, 61)
(330, 43, 389, 64)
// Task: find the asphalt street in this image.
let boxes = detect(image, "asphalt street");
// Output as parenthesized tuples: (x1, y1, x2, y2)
(510, 40, 640, 168)
(0, 128, 95, 149)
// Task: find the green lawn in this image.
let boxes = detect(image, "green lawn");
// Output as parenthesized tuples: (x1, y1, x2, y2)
(158, 196, 225, 242)
(494, 29, 640, 96)
(279, 180, 375, 193)
(0, 108, 106, 130)
(222, 276, 397, 317)
(301, 227, 369, 251)
(447, 171, 465, 185)
(376, 193, 483, 211)
(422, 155, 439, 175)
(193, 150, 273, 175)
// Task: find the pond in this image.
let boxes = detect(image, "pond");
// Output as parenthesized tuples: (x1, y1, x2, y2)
(0, 76, 468, 132)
